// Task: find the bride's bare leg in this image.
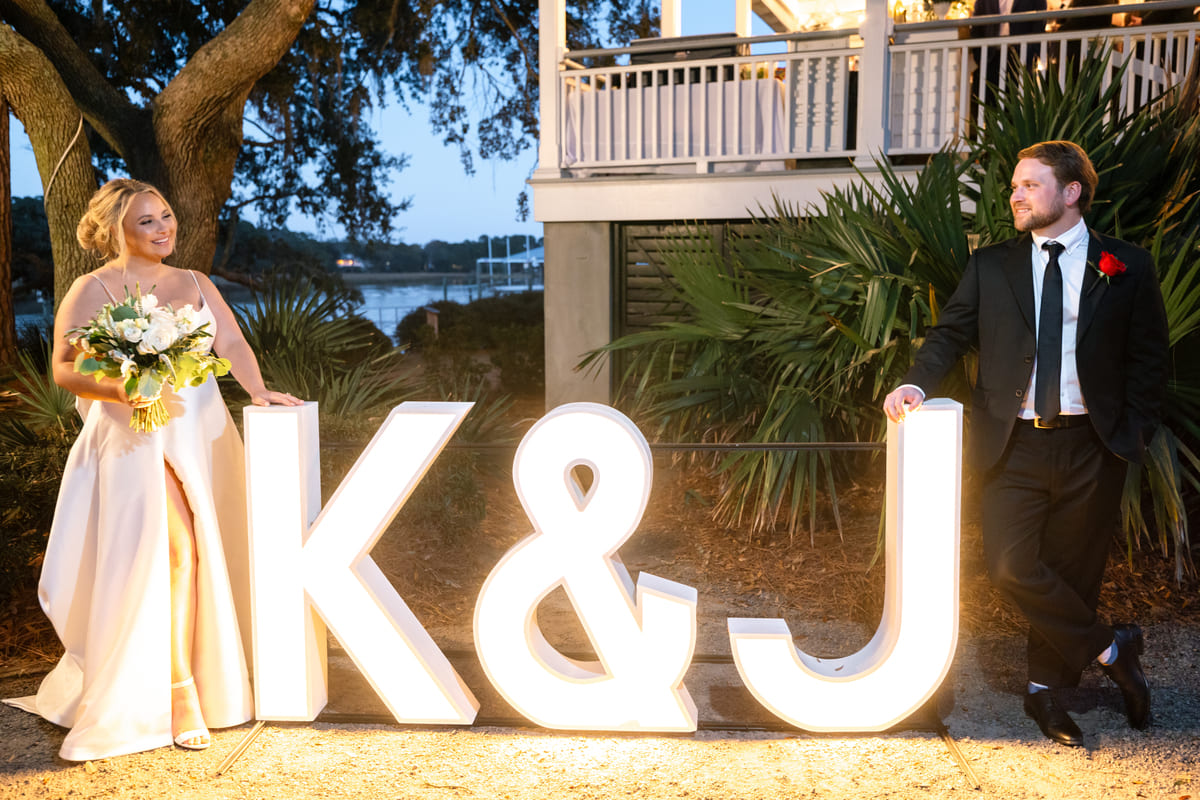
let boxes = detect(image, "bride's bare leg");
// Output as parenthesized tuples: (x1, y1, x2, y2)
(165, 463, 209, 749)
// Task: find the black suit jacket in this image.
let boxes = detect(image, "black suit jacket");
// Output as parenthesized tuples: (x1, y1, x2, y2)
(902, 229, 1169, 470)
(972, 0, 1048, 38)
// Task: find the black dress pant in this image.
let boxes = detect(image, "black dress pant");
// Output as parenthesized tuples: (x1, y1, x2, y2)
(981, 418, 1126, 687)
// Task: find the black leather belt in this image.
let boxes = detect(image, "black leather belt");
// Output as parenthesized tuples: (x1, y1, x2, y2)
(1021, 415, 1090, 430)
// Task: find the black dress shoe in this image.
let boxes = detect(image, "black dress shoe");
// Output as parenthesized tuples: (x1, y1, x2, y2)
(1023, 691, 1084, 747)
(1102, 623, 1151, 730)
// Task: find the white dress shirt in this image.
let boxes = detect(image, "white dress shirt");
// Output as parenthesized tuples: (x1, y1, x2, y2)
(1020, 217, 1090, 419)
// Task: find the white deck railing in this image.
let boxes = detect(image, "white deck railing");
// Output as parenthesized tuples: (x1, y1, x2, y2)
(554, 1, 1199, 174)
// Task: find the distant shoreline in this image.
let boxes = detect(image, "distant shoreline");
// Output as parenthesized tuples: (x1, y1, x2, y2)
(339, 271, 476, 284)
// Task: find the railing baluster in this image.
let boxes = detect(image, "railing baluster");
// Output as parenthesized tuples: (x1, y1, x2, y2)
(812, 56, 825, 152)
(905, 51, 916, 151)
(729, 59, 739, 155)
(604, 69, 613, 162)
(977, 46, 988, 135)
(833, 55, 846, 153)
(1124, 33, 1135, 115)
(783, 54, 795, 156)
(718, 60, 727, 157)
(956, 42, 970, 146)
(575, 76, 584, 165)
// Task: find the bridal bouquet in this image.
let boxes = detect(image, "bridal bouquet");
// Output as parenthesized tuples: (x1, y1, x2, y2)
(69, 286, 231, 432)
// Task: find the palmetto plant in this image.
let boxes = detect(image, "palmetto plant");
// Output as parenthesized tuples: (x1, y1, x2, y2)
(234, 275, 419, 418)
(586, 153, 972, 541)
(589, 52, 1200, 575)
(1, 341, 80, 444)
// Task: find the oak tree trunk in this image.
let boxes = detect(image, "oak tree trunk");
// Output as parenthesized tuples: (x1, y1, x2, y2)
(0, 23, 93, 308)
(1, 95, 14, 366)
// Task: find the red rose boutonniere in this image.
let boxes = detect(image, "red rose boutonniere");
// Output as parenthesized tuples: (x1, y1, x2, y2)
(1096, 251, 1127, 283)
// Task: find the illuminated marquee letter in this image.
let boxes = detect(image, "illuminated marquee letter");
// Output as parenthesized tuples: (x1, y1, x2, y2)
(728, 399, 962, 731)
(245, 402, 479, 724)
(474, 403, 698, 731)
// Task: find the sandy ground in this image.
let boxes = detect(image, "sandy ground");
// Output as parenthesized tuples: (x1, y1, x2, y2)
(3, 448, 1196, 798)
(2, 618, 1197, 800)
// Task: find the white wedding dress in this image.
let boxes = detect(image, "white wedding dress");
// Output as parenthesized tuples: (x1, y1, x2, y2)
(4, 281, 254, 761)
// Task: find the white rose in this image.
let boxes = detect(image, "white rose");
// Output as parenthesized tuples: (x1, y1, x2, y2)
(137, 320, 178, 354)
(148, 307, 175, 328)
(174, 304, 199, 334)
(139, 293, 159, 312)
(115, 319, 144, 343)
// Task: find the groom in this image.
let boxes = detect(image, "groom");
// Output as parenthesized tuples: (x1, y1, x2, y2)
(883, 140, 1168, 746)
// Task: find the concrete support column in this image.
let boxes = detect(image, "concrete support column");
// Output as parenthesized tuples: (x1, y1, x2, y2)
(543, 221, 614, 409)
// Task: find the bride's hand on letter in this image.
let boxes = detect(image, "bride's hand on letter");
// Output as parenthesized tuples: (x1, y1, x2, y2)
(250, 390, 303, 407)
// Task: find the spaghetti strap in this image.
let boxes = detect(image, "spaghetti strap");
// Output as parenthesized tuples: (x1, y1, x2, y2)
(189, 271, 207, 310)
(88, 274, 120, 304)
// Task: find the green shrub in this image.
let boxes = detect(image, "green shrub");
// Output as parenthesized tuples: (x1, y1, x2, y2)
(490, 323, 545, 394)
(395, 292, 543, 351)
(395, 300, 469, 347)
(396, 292, 545, 393)
(457, 292, 544, 347)
(0, 438, 70, 602)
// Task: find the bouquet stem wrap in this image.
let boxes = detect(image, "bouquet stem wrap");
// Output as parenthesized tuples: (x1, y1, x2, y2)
(131, 398, 171, 433)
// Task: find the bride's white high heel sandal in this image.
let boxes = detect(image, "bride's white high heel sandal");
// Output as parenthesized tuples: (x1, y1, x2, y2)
(170, 676, 210, 750)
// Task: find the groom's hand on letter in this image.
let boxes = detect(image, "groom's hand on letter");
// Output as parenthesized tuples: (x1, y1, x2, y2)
(883, 385, 925, 423)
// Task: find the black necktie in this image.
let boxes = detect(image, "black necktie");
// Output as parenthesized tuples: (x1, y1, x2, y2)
(1035, 241, 1065, 422)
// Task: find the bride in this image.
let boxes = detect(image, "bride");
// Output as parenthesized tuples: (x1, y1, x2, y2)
(4, 178, 301, 760)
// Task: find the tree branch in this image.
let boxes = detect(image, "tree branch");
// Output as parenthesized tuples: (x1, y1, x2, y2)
(0, 0, 142, 158)
(484, 0, 538, 84)
(159, 0, 317, 125)
(0, 21, 96, 297)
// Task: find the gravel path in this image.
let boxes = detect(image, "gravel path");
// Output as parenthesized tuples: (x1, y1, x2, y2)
(2, 622, 1197, 799)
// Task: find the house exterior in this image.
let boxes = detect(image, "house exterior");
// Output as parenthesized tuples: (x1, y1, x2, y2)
(531, 0, 1200, 408)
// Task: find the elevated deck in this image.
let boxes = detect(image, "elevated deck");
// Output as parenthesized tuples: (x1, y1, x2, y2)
(532, 0, 1199, 222)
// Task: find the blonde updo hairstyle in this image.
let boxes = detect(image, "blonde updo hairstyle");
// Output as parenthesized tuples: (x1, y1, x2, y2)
(76, 178, 173, 263)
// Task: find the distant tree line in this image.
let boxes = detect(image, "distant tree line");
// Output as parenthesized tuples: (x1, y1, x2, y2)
(8, 196, 541, 300)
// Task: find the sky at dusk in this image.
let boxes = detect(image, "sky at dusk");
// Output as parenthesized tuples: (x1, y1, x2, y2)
(7, 0, 768, 246)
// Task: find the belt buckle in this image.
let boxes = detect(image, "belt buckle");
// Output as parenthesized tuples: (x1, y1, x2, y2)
(1033, 416, 1054, 429)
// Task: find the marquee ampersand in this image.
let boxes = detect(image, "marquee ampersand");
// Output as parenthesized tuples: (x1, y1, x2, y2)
(473, 403, 699, 731)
